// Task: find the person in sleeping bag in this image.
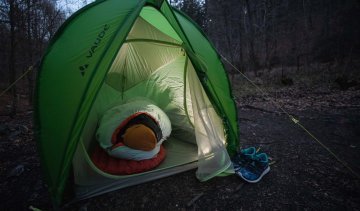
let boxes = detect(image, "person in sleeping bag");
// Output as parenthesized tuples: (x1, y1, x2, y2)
(96, 98, 172, 161)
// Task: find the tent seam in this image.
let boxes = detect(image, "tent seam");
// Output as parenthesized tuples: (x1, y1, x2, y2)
(183, 54, 194, 128)
(160, 0, 195, 53)
(125, 38, 182, 47)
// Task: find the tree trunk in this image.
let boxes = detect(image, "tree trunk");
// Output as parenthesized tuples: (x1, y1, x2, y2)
(237, 1, 243, 72)
(220, 3, 234, 63)
(9, 0, 17, 117)
(244, 0, 257, 76)
(27, 0, 34, 105)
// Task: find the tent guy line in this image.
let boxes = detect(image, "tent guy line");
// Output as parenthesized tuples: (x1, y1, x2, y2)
(0, 65, 34, 98)
(220, 54, 360, 180)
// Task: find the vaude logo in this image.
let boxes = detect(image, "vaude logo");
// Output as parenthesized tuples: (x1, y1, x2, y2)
(79, 64, 89, 76)
(79, 24, 110, 76)
(86, 24, 110, 58)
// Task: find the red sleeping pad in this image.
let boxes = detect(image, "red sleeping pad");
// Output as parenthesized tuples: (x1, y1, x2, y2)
(91, 144, 166, 175)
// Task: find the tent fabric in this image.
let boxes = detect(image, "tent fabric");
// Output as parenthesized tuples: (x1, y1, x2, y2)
(74, 137, 198, 199)
(188, 63, 233, 181)
(103, 47, 195, 144)
(36, 0, 240, 204)
(173, 10, 239, 152)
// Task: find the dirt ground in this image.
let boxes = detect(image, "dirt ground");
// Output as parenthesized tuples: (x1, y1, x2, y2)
(0, 88, 359, 210)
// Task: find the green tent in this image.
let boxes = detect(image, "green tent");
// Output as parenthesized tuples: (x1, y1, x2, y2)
(36, 0, 239, 205)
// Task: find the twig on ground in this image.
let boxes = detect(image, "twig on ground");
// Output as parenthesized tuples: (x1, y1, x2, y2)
(186, 192, 204, 207)
(239, 117, 253, 122)
(251, 141, 288, 145)
(240, 105, 284, 115)
(333, 105, 360, 109)
(233, 183, 244, 193)
(269, 161, 276, 165)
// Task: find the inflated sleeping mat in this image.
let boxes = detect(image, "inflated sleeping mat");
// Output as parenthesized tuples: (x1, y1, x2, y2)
(91, 144, 166, 175)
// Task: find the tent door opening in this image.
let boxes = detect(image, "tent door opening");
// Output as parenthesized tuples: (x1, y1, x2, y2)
(71, 6, 227, 200)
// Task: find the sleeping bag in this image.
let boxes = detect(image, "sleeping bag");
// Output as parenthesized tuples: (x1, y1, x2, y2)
(96, 98, 172, 160)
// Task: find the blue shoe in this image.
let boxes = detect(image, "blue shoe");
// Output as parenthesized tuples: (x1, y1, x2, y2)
(236, 152, 270, 183)
(232, 147, 256, 171)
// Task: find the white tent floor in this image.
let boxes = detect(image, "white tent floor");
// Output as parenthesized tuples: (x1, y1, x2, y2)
(74, 137, 198, 200)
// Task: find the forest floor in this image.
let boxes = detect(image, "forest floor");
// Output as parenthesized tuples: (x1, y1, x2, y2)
(0, 85, 360, 210)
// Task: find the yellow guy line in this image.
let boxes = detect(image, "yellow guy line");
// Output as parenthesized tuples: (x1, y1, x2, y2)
(0, 66, 34, 98)
(220, 54, 360, 179)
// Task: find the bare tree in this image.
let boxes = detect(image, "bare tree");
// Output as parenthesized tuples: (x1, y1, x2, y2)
(244, 0, 258, 75)
(8, 0, 17, 117)
(1, 0, 66, 116)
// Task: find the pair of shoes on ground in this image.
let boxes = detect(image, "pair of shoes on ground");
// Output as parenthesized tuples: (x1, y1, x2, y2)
(232, 147, 270, 183)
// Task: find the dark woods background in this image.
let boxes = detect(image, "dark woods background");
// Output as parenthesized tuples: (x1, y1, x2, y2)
(177, 0, 360, 87)
(0, 0, 66, 116)
(1, 0, 360, 116)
